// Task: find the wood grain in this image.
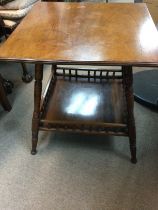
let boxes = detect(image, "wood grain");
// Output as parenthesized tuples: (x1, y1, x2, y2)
(0, 2, 158, 66)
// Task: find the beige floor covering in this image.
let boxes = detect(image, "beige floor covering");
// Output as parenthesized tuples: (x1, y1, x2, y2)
(1, 1, 158, 209)
(0, 62, 158, 210)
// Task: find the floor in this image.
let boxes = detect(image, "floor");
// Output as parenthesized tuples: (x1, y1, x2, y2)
(0, 62, 158, 210)
(0, 0, 158, 209)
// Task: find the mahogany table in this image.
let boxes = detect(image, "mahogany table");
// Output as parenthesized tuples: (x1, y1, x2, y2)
(0, 2, 158, 163)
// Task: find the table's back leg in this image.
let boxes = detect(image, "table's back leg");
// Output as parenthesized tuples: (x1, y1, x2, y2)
(31, 64, 43, 155)
(122, 66, 137, 164)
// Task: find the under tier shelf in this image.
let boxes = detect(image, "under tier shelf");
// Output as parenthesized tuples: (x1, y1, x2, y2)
(40, 75, 128, 135)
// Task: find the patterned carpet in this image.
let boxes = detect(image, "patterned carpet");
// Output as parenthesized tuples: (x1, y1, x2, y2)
(0, 62, 158, 210)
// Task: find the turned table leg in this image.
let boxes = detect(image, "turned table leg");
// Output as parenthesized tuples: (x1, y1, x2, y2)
(31, 64, 43, 155)
(122, 66, 137, 164)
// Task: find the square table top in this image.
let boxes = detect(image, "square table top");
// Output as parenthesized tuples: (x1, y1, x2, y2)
(0, 2, 158, 66)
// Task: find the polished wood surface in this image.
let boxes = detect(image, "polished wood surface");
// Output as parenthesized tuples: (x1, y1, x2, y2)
(42, 79, 126, 124)
(0, 2, 158, 66)
(39, 77, 128, 138)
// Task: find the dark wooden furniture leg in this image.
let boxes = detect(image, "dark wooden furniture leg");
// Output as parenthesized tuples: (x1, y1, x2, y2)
(21, 63, 33, 83)
(2, 77, 14, 94)
(31, 64, 43, 155)
(0, 73, 12, 111)
(123, 66, 137, 164)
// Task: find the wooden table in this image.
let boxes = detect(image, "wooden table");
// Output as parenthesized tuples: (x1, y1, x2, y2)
(0, 2, 158, 163)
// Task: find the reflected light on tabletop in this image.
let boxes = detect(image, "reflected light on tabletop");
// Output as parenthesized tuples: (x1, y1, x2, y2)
(66, 92, 99, 116)
(139, 19, 158, 52)
(64, 44, 104, 61)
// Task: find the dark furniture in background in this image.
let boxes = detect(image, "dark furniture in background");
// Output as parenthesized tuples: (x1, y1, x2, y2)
(0, 15, 33, 109)
(0, 16, 33, 84)
(0, 73, 11, 111)
(134, 70, 158, 109)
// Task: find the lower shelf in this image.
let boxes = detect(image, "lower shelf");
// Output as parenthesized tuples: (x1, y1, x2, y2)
(40, 77, 128, 135)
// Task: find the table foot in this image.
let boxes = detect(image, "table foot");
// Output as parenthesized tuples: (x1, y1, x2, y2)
(31, 149, 37, 155)
(131, 157, 137, 164)
(31, 137, 38, 155)
(22, 73, 33, 83)
(130, 143, 137, 164)
(21, 63, 33, 83)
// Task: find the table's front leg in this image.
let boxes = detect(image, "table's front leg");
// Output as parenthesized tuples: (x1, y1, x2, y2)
(31, 64, 43, 155)
(123, 66, 137, 164)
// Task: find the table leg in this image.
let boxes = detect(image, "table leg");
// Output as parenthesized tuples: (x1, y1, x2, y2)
(31, 64, 43, 155)
(122, 66, 137, 164)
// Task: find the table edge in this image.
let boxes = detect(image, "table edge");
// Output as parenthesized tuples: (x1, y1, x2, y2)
(0, 57, 158, 67)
